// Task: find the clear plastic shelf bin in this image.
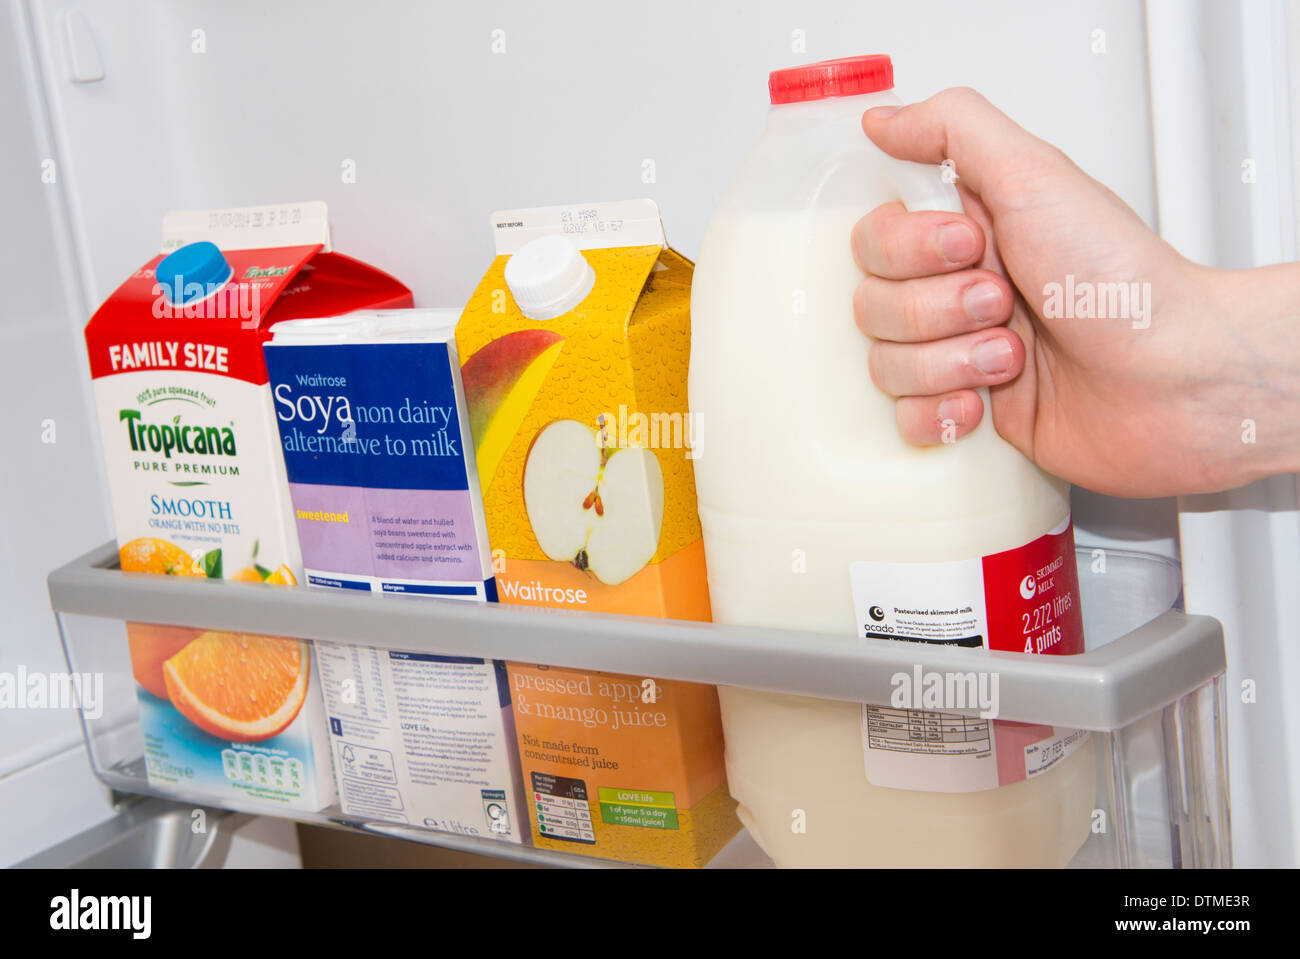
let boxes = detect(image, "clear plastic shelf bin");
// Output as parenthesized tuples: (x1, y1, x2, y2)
(48, 542, 1229, 868)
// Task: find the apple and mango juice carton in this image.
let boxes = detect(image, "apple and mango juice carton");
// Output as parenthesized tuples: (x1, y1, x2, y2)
(507, 663, 735, 867)
(263, 309, 525, 840)
(455, 200, 738, 864)
(85, 202, 412, 810)
(454, 200, 709, 615)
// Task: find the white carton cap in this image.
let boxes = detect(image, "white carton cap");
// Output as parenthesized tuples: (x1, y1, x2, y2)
(503, 235, 596, 320)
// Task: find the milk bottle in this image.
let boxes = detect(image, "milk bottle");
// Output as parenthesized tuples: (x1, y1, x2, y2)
(689, 55, 1094, 867)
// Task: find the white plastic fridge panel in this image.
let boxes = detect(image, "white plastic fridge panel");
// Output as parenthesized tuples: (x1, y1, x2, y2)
(35, 0, 1290, 866)
(0, 0, 118, 864)
(26, 0, 1183, 557)
(29, 0, 1161, 306)
(1146, 0, 1300, 867)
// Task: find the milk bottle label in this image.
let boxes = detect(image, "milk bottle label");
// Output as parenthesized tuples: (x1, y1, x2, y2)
(850, 515, 1089, 792)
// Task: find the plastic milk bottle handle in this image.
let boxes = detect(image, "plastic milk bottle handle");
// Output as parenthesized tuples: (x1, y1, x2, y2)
(885, 155, 964, 216)
(878, 153, 989, 428)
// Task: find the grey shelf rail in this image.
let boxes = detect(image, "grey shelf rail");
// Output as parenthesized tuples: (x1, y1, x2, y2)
(49, 541, 1226, 731)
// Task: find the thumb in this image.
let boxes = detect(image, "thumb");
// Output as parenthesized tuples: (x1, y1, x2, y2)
(862, 87, 1068, 212)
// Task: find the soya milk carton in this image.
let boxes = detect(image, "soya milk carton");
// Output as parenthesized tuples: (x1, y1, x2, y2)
(263, 309, 526, 840)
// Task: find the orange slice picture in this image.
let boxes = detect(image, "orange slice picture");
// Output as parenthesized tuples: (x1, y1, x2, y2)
(266, 564, 297, 585)
(119, 538, 202, 576)
(232, 563, 298, 585)
(162, 631, 310, 743)
(126, 623, 200, 699)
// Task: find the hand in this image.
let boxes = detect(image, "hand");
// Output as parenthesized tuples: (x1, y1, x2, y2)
(852, 88, 1300, 497)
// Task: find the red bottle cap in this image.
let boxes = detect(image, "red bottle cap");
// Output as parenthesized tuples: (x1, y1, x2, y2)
(768, 55, 894, 105)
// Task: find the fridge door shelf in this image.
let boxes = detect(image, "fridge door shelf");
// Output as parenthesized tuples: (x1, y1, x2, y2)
(51, 542, 1223, 729)
(48, 541, 1231, 868)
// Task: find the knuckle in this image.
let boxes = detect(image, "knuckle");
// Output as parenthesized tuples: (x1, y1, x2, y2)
(867, 342, 893, 394)
(899, 288, 928, 339)
(851, 213, 873, 249)
(863, 203, 895, 237)
(913, 349, 944, 395)
(936, 86, 984, 112)
(877, 228, 907, 273)
(853, 280, 874, 327)
(897, 406, 926, 445)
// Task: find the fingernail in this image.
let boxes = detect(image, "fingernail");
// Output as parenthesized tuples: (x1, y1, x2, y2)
(972, 338, 1013, 375)
(938, 223, 977, 265)
(963, 282, 1003, 323)
(937, 398, 965, 426)
(868, 106, 899, 119)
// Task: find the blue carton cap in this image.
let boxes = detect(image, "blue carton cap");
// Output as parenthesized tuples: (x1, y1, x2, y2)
(156, 241, 232, 305)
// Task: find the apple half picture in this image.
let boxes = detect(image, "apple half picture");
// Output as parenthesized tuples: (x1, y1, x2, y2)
(523, 418, 664, 586)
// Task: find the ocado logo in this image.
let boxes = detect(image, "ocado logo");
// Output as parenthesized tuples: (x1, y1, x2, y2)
(1019, 575, 1037, 600)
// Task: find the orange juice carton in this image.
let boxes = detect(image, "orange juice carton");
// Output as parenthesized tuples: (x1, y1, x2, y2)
(85, 201, 411, 810)
(507, 663, 738, 867)
(86, 201, 411, 585)
(454, 199, 710, 620)
(126, 625, 336, 811)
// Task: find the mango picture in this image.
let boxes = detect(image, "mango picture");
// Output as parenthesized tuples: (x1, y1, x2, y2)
(460, 328, 564, 486)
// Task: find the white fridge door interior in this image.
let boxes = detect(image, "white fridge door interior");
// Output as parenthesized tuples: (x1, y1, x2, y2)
(10, 0, 1298, 866)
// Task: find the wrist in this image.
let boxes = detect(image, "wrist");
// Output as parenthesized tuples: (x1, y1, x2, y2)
(1196, 261, 1300, 488)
